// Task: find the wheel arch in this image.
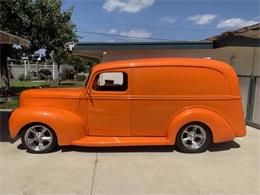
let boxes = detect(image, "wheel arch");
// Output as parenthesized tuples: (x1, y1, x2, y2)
(167, 106, 236, 144)
(9, 106, 87, 145)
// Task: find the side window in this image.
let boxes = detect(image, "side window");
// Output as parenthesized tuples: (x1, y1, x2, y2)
(93, 72, 128, 91)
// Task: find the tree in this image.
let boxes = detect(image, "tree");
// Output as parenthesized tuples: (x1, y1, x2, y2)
(0, 0, 77, 91)
(0, 44, 12, 93)
(53, 48, 99, 73)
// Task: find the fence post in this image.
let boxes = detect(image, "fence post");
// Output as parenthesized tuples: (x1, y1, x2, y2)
(52, 62, 55, 80)
(24, 60, 27, 76)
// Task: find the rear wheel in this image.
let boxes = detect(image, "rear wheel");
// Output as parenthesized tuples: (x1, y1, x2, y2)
(176, 123, 211, 153)
(21, 124, 57, 153)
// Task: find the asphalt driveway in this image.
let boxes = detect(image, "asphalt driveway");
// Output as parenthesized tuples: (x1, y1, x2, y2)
(0, 110, 259, 195)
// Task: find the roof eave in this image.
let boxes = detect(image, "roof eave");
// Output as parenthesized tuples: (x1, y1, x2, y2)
(0, 30, 30, 47)
(72, 41, 213, 51)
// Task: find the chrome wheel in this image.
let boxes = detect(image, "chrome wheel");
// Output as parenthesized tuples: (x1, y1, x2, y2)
(24, 125, 53, 152)
(181, 124, 206, 150)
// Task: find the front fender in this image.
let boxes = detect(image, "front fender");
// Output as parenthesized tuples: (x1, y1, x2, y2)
(167, 106, 235, 144)
(9, 106, 86, 145)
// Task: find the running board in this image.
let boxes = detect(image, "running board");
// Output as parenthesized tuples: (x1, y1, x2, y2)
(72, 136, 170, 147)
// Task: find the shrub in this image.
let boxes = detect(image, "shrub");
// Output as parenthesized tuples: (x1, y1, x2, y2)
(38, 69, 52, 80)
(18, 73, 31, 81)
(75, 74, 87, 81)
(9, 72, 14, 79)
(18, 74, 24, 81)
(28, 71, 38, 80)
(63, 68, 75, 80)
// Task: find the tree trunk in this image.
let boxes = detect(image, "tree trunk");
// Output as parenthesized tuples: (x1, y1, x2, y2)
(0, 44, 12, 94)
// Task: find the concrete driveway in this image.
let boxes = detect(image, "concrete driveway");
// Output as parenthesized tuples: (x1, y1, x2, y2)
(0, 111, 259, 195)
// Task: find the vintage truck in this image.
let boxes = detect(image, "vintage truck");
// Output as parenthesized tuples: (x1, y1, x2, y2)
(9, 58, 246, 153)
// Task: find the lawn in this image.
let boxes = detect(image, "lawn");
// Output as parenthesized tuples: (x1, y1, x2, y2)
(0, 80, 86, 109)
(0, 98, 18, 109)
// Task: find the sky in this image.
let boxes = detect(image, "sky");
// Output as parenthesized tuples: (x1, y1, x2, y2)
(62, 0, 260, 42)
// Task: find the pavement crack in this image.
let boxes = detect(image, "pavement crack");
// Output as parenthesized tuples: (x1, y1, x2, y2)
(90, 152, 98, 195)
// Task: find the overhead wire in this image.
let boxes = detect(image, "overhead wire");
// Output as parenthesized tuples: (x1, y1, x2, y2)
(77, 29, 177, 41)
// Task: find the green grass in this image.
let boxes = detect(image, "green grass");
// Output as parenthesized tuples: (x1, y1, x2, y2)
(0, 99, 18, 109)
(0, 80, 86, 109)
(10, 80, 86, 94)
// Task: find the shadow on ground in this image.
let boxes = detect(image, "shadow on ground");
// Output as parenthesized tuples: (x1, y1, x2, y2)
(58, 140, 240, 153)
(0, 111, 13, 142)
(16, 141, 240, 153)
(208, 141, 240, 152)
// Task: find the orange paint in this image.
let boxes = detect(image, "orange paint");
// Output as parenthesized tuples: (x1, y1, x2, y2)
(9, 58, 246, 147)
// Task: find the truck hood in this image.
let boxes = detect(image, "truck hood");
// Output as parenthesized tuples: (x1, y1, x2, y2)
(19, 88, 84, 111)
(20, 88, 83, 99)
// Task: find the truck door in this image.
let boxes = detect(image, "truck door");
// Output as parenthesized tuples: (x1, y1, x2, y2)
(88, 69, 131, 136)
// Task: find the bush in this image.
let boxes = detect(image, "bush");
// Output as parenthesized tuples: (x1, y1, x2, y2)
(75, 74, 87, 81)
(28, 71, 38, 80)
(18, 73, 31, 81)
(38, 69, 52, 80)
(9, 72, 14, 79)
(63, 68, 75, 80)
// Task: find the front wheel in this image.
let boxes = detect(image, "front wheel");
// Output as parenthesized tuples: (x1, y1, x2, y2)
(176, 123, 212, 153)
(21, 124, 57, 153)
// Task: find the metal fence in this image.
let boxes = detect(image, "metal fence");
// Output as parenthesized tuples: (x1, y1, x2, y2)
(239, 75, 260, 129)
(9, 63, 58, 80)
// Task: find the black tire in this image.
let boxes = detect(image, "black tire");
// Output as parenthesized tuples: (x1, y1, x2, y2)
(176, 122, 212, 153)
(21, 124, 57, 153)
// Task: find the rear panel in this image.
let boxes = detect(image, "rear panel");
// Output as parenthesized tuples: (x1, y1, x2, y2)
(130, 65, 245, 138)
(131, 66, 231, 96)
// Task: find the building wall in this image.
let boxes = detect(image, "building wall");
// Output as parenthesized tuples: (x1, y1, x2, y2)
(102, 49, 214, 62)
(211, 47, 259, 75)
(102, 47, 259, 75)
(211, 47, 259, 125)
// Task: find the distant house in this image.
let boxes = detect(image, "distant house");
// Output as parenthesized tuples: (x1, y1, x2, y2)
(70, 23, 260, 129)
(207, 23, 260, 47)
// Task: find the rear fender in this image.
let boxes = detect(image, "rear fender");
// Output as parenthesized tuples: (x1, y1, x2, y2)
(167, 106, 235, 144)
(9, 106, 86, 145)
